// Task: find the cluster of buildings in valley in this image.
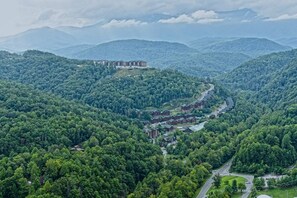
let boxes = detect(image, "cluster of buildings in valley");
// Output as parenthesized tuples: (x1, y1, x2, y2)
(97, 60, 148, 68)
(181, 101, 204, 111)
(144, 109, 201, 138)
(142, 83, 234, 142)
(150, 114, 197, 125)
(181, 89, 214, 112)
(144, 97, 235, 140)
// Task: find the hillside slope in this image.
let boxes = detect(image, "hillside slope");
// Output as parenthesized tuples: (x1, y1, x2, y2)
(0, 50, 208, 117)
(0, 80, 163, 197)
(220, 49, 297, 174)
(74, 39, 197, 60)
(221, 49, 297, 108)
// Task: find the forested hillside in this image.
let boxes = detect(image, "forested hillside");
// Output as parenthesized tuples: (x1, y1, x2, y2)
(232, 107, 297, 174)
(220, 49, 297, 175)
(0, 50, 207, 117)
(0, 80, 224, 198)
(1, 47, 296, 197)
(130, 93, 267, 197)
(221, 49, 297, 108)
(0, 80, 163, 198)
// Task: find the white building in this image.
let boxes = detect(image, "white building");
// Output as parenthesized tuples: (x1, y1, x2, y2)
(257, 195, 272, 198)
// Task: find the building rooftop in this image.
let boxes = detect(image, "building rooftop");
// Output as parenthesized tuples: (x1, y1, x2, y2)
(257, 195, 272, 198)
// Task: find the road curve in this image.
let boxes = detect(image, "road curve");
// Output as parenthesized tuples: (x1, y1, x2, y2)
(197, 160, 233, 198)
(230, 173, 254, 198)
(196, 160, 254, 198)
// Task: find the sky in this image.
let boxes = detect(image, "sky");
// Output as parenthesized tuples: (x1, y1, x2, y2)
(1, 0, 297, 37)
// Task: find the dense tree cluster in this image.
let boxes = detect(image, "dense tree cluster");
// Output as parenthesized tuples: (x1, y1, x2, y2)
(275, 168, 297, 188)
(0, 51, 206, 117)
(0, 80, 163, 198)
(129, 163, 211, 198)
(221, 49, 297, 174)
(221, 49, 297, 108)
(233, 109, 297, 175)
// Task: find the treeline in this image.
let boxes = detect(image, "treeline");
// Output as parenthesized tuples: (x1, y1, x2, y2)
(0, 80, 163, 198)
(253, 167, 297, 190)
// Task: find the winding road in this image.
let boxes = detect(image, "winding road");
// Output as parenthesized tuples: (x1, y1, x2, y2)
(160, 84, 215, 155)
(196, 160, 254, 198)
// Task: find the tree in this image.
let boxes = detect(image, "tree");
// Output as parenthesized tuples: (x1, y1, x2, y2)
(238, 183, 246, 193)
(88, 136, 99, 147)
(250, 187, 257, 198)
(224, 185, 232, 197)
(267, 178, 276, 189)
(224, 180, 229, 186)
(213, 174, 222, 188)
(208, 190, 225, 198)
(254, 178, 265, 190)
(231, 179, 238, 193)
(282, 134, 292, 149)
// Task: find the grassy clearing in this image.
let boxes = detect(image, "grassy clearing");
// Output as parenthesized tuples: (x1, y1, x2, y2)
(257, 187, 297, 198)
(208, 175, 247, 198)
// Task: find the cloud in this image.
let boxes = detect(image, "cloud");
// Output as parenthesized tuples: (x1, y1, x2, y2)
(191, 10, 217, 19)
(1, 0, 297, 37)
(159, 10, 223, 24)
(265, 13, 297, 21)
(241, 19, 252, 23)
(159, 14, 194, 24)
(101, 19, 147, 28)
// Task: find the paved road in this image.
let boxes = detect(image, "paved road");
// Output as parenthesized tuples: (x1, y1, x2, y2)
(197, 84, 215, 102)
(208, 102, 227, 118)
(197, 160, 233, 198)
(197, 160, 254, 198)
(160, 84, 215, 155)
(231, 173, 254, 198)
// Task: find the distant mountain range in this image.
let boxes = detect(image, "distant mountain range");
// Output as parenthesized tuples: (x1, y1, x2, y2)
(0, 26, 292, 77)
(0, 27, 79, 52)
(69, 39, 196, 60)
(0, 8, 295, 77)
(52, 39, 251, 77)
(0, 8, 296, 51)
(276, 37, 297, 48)
(189, 37, 292, 57)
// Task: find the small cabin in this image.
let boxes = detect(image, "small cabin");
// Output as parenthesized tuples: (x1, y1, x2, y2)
(71, 145, 84, 151)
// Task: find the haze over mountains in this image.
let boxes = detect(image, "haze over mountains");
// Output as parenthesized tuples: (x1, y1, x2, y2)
(55, 39, 251, 77)
(188, 37, 292, 57)
(0, 8, 297, 52)
(0, 27, 79, 52)
(0, 18, 294, 77)
(0, 8, 295, 78)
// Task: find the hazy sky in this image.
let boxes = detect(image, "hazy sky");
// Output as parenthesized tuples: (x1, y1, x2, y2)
(1, 0, 297, 37)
